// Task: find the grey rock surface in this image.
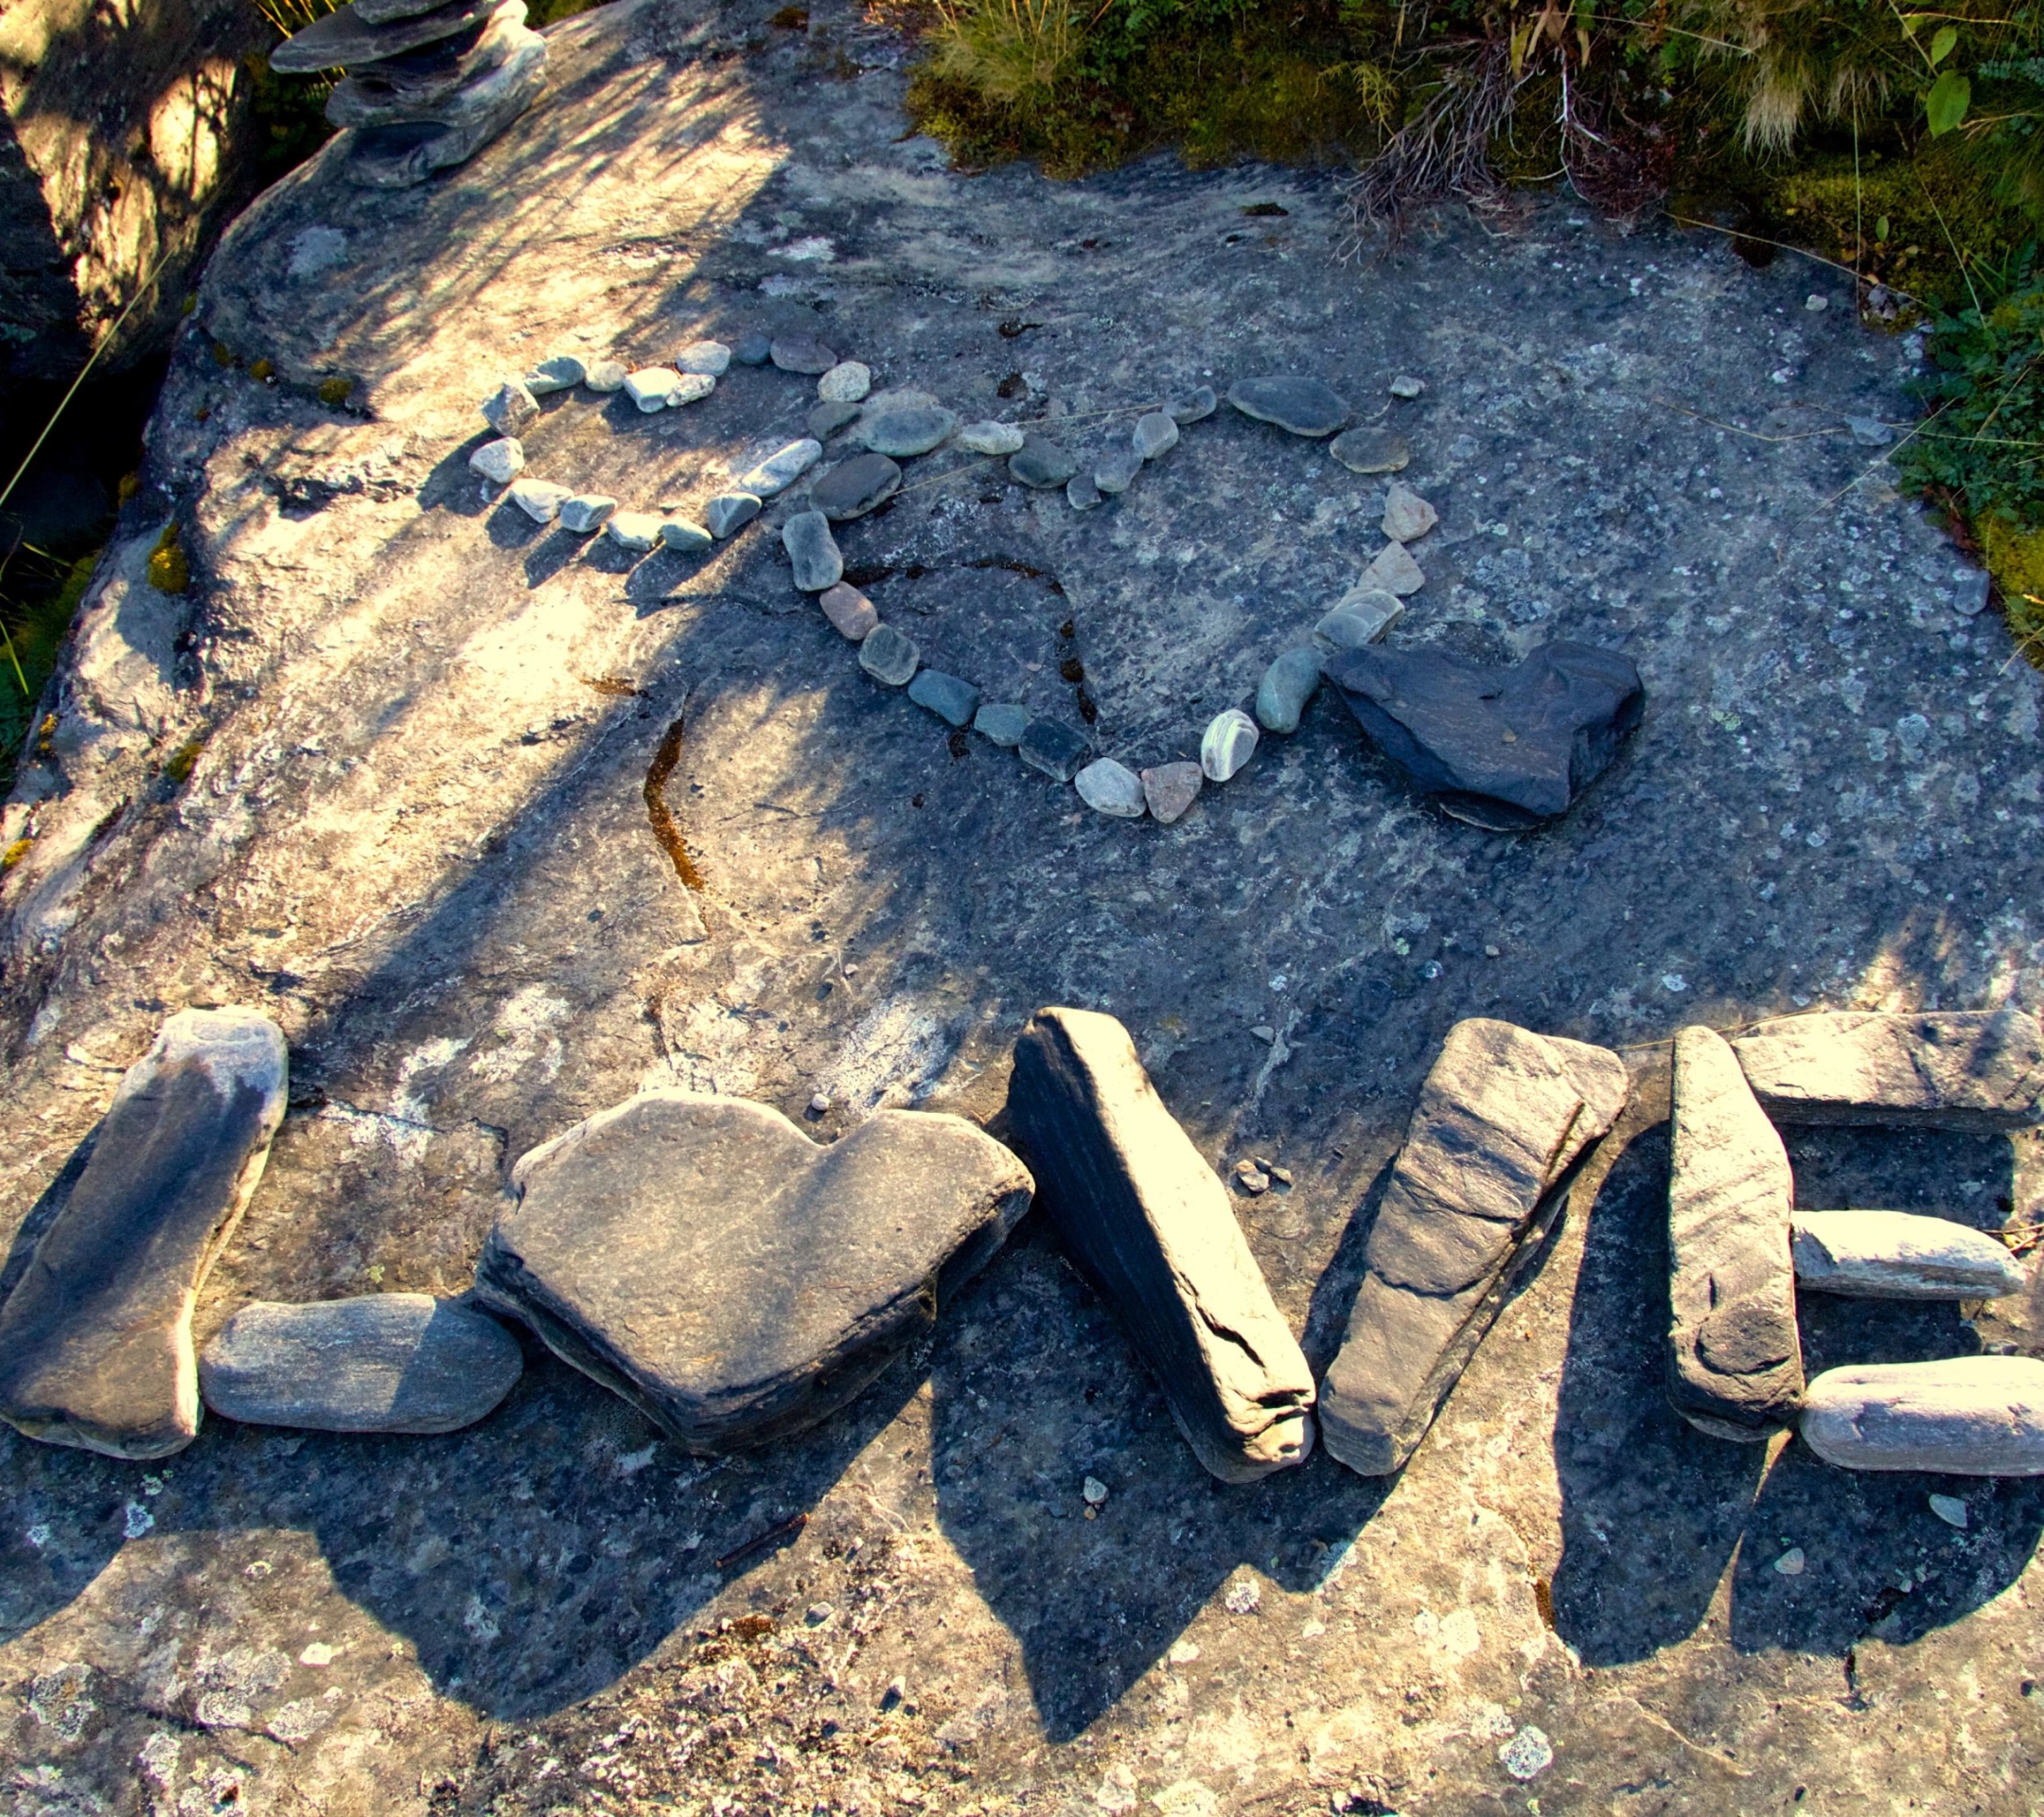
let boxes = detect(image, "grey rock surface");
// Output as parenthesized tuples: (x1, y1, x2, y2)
(810, 451, 902, 520)
(1667, 1026, 1804, 1440)
(475, 1091, 1032, 1449)
(199, 1294, 522, 1433)
(1789, 1209, 2026, 1299)
(907, 668, 978, 726)
(1255, 647, 1321, 734)
(1732, 1010, 2044, 1130)
(1802, 1358, 2044, 1474)
(1225, 376, 1348, 436)
(1318, 1019, 1628, 1476)
(271, 0, 502, 70)
(1008, 1008, 1313, 1481)
(782, 510, 842, 591)
(0, 1010, 287, 1458)
(859, 623, 920, 687)
(1327, 639, 1645, 828)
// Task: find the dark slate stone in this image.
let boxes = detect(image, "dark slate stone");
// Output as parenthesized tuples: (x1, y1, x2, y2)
(808, 399, 862, 440)
(770, 335, 837, 375)
(1318, 1019, 1628, 1476)
(1008, 438, 1079, 489)
(1325, 640, 1644, 829)
(1731, 1010, 2044, 1131)
(0, 1010, 288, 1458)
(270, 0, 502, 71)
(334, 14, 496, 105)
(353, 0, 458, 26)
(857, 406, 958, 458)
(474, 1091, 1033, 1451)
(810, 452, 902, 521)
(199, 1295, 522, 1434)
(782, 510, 842, 591)
(1017, 717, 1090, 783)
(1225, 376, 1350, 437)
(1008, 1008, 1314, 1482)
(907, 669, 980, 727)
(1666, 1026, 1805, 1441)
(1168, 385, 1218, 423)
(732, 331, 772, 365)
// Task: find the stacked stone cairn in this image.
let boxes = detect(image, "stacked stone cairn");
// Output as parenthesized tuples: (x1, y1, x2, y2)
(270, 0, 547, 189)
(1668, 1009, 2044, 1474)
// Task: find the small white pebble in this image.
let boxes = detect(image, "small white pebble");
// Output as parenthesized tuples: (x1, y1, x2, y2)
(299, 1642, 336, 1667)
(1806, 293, 1829, 311)
(1388, 374, 1425, 399)
(1929, 1493, 1969, 1529)
(1773, 1545, 1806, 1576)
(809, 1092, 831, 1115)
(1083, 1475, 1110, 1506)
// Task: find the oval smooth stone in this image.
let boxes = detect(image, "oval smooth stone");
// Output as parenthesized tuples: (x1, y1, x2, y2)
(1095, 448, 1143, 495)
(584, 359, 627, 392)
(1789, 1210, 2026, 1299)
(1169, 385, 1218, 424)
(819, 581, 877, 640)
(1256, 648, 1322, 734)
(677, 339, 731, 376)
(1132, 412, 1179, 460)
(523, 354, 584, 395)
(782, 511, 842, 591)
(1009, 438, 1078, 489)
(1201, 708, 1260, 783)
(858, 405, 958, 458)
(1076, 758, 1147, 819)
(1330, 427, 1411, 473)
(660, 518, 713, 554)
(771, 335, 837, 375)
(1018, 717, 1090, 782)
(859, 623, 919, 686)
(810, 452, 902, 521)
(819, 361, 872, 403)
(1801, 1357, 2044, 1474)
(908, 669, 979, 726)
(1225, 376, 1350, 438)
(974, 702, 1030, 747)
(960, 420, 1026, 456)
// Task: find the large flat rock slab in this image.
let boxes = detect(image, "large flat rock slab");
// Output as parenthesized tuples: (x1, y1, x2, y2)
(1319, 1018, 1629, 1475)
(1007, 1008, 1314, 1483)
(1731, 1010, 2044, 1130)
(199, 1293, 523, 1432)
(1666, 1025, 1804, 1440)
(0, 1009, 287, 1458)
(474, 1091, 1032, 1451)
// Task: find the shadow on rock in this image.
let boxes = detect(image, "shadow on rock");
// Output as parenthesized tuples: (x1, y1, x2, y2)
(929, 1224, 1391, 1742)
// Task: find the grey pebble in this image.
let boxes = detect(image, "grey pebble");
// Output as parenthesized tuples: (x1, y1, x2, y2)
(908, 669, 980, 726)
(583, 359, 627, 393)
(1313, 589, 1403, 653)
(1330, 427, 1411, 474)
(508, 478, 571, 523)
(1200, 708, 1260, 782)
(606, 511, 661, 553)
(660, 518, 713, 555)
(676, 339, 731, 376)
(1226, 376, 1350, 437)
(1095, 447, 1143, 495)
(1169, 386, 1218, 424)
(523, 355, 584, 396)
(1389, 374, 1426, 399)
(482, 379, 539, 436)
(1019, 717, 1090, 783)
(974, 702, 1030, 746)
(732, 331, 772, 365)
(557, 493, 617, 534)
(783, 511, 842, 591)
(1010, 437, 1079, 489)
(771, 335, 837, 375)
(1133, 412, 1180, 460)
(960, 420, 1026, 456)
(810, 452, 902, 520)
(858, 405, 958, 458)
(704, 492, 763, 538)
(859, 623, 920, 686)
(1256, 647, 1322, 734)
(468, 437, 524, 484)
(1076, 758, 1147, 819)
(739, 438, 823, 499)
(809, 400, 863, 440)
(1067, 471, 1103, 510)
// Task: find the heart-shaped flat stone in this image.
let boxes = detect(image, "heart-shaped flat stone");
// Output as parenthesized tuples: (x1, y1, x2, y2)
(474, 1091, 1033, 1451)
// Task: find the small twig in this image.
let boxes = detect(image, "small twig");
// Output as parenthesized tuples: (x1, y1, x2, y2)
(715, 1510, 808, 1571)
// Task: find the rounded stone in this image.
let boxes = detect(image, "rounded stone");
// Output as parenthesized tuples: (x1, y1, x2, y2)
(858, 405, 958, 458)
(482, 379, 539, 436)
(1094, 448, 1143, 495)
(908, 669, 980, 727)
(677, 339, 731, 376)
(1169, 386, 1218, 424)
(469, 437, 524, 484)
(1330, 428, 1412, 474)
(523, 354, 585, 395)
(660, 517, 714, 554)
(1226, 376, 1350, 438)
(1256, 648, 1322, 734)
(809, 400, 863, 440)
(960, 420, 1026, 456)
(1018, 717, 1090, 783)
(1067, 471, 1103, 511)
(859, 623, 920, 686)
(819, 581, 878, 640)
(974, 702, 1030, 746)
(771, 335, 837, 375)
(1389, 374, 1426, 399)
(1313, 591, 1402, 653)
(606, 510, 662, 553)
(1076, 758, 1147, 819)
(625, 367, 682, 412)
(783, 510, 843, 591)
(1201, 708, 1260, 782)
(1133, 411, 1180, 460)
(558, 493, 618, 534)
(667, 371, 716, 408)
(731, 330, 772, 366)
(508, 477, 572, 523)
(1140, 761, 1203, 823)
(810, 452, 902, 521)
(704, 492, 764, 538)
(818, 361, 872, 403)
(1010, 438, 1079, 489)
(583, 359, 627, 392)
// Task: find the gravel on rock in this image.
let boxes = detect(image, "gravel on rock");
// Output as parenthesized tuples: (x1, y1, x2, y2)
(676, 339, 731, 375)
(0, 1009, 288, 1459)
(557, 494, 617, 534)
(818, 581, 878, 640)
(473, 1091, 1033, 1451)
(1666, 1025, 1805, 1441)
(907, 668, 979, 726)
(1319, 1019, 1628, 1476)
(1018, 717, 1091, 783)
(1010, 438, 1080, 489)
(960, 420, 1026, 456)
(859, 623, 920, 686)
(818, 361, 872, 403)
(1008, 1008, 1315, 1482)
(199, 1295, 522, 1434)
(1801, 1358, 2044, 1474)
(1225, 376, 1350, 437)
(782, 511, 842, 591)
(1132, 412, 1180, 460)
(482, 379, 539, 436)
(1256, 648, 1323, 734)
(771, 335, 837, 375)
(1200, 708, 1259, 783)
(810, 452, 902, 521)
(740, 438, 824, 499)
(703, 492, 763, 538)
(1140, 761, 1202, 823)
(1075, 758, 1147, 818)
(1330, 427, 1412, 473)
(1730, 1011, 2044, 1131)
(507, 478, 572, 523)
(468, 437, 524, 483)
(523, 354, 584, 395)
(605, 510, 661, 553)
(1789, 1210, 2026, 1300)
(974, 702, 1030, 747)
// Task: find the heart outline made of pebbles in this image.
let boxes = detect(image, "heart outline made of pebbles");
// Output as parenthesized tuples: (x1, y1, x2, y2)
(464, 344, 1444, 828)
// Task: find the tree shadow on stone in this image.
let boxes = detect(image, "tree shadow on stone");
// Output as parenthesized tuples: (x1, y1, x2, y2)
(1547, 1075, 1771, 1666)
(928, 1221, 1392, 1742)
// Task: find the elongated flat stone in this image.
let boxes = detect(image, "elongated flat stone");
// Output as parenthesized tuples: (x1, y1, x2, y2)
(858, 406, 957, 458)
(326, 25, 542, 129)
(200, 1296, 522, 1433)
(1319, 1019, 1627, 1476)
(659, 518, 712, 555)
(1008, 1008, 1314, 1481)
(960, 420, 1025, 456)
(1731, 1011, 2044, 1131)
(907, 668, 977, 724)
(521, 354, 583, 394)
(330, 5, 513, 107)
(1789, 1210, 2025, 1299)
(1330, 427, 1410, 473)
(0, 1010, 288, 1458)
(810, 452, 901, 520)
(1802, 1358, 2044, 1474)
(738, 438, 822, 499)
(474, 1092, 1032, 1450)
(1169, 386, 1217, 423)
(783, 511, 842, 591)
(819, 581, 877, 640)
(770, 336, 837, 375)
(1666, 1026, 1803, 1441)
(271, 0, 502, 70)
(1226, 376, 1349, 437)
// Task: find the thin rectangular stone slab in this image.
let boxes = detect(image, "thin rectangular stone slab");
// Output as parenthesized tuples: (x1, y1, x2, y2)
(1006, 1007, 1314, 1484)
(270, 0, 503, 72)
(1801, 1357, 2044, 1474)
(1731, 1010, 2044, 1131)
(1789, 1209, 2026, 1300)
(1666, 1025, 1804, 1441)
(474, 1091, 1032, 1452)
(199, 1295, 523, 1433)
(1318, 1018, 1629, 1476)
(0, 1009, 288, 1458)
